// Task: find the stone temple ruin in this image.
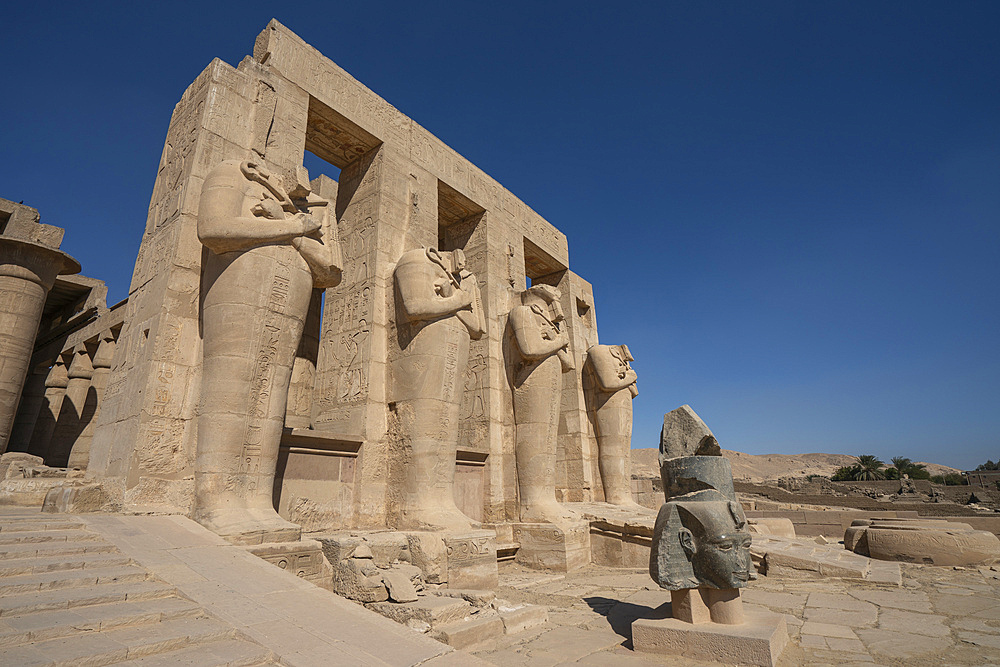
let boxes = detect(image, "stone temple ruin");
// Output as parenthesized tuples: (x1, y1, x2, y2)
(2, 20, 1000, 667)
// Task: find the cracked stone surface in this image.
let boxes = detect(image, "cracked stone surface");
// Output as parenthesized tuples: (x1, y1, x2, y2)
(471, 559, 1000, 665)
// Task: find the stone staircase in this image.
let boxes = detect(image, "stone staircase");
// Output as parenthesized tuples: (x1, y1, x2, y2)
(0, 510, 278, 666)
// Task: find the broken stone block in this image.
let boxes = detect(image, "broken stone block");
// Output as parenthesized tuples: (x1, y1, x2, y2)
(495, 601, 549, 634)
(406, 532, 449, 584)
(659, 405, 720, 463)
(367, 596, 472, 630)
(383, 567, 418, 602)
(0, 452, 44, 480)
(363, 532, 411, 568)
(432, 613, 505, 649)
(429, 589, 496, 608)
(317, 534, 363, 563)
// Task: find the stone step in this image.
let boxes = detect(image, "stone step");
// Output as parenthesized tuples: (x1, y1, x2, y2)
(0, 519, 83, 532)
(431, 613, 505, 650)
(0, 551, 132, 577)
(0, 528, 101, 545)
(110, 637, 274, 667)
(0, 565, 149, 595)
(0, 538, 117, 560)
(0, 616, 234, 666)
(0, 596, 202, 646)
(0, 580, 176, 617)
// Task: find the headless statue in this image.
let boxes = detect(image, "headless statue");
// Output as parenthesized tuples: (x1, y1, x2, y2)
(510, 284, 576, 523)
(392, 247, 485, 530)
(586, 344, 640, 506)
(196, 159, 342, 540)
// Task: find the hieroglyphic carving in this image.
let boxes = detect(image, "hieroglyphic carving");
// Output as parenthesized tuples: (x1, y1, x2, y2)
(148, 100, 204, 231)
(240, 266, 290, 483)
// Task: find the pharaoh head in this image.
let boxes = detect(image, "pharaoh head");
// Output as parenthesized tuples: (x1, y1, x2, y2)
(650, 487, 756, 591)
(522, 284, 564, 322)
(676, 495, 754, 589)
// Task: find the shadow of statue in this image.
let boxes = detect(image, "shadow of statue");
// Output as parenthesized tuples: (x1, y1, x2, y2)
(582, 596, 670, 649)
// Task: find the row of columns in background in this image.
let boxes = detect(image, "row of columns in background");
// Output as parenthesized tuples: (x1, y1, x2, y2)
(0, 235, 78, 460)
(12, 333, 117, 469)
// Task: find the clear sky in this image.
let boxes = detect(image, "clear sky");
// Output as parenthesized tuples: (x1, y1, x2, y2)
(3, 2, 997, 470)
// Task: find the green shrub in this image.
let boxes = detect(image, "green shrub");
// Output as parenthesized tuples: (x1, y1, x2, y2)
(930, 473, 967, 486)
(831, 466, 857, 482)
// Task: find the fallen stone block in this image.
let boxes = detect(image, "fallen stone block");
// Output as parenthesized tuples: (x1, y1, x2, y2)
(432, 613, 504, 649)
(496, 602, 549, 634)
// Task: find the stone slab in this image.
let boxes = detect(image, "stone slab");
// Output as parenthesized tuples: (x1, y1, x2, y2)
(632, 608, 789, 667)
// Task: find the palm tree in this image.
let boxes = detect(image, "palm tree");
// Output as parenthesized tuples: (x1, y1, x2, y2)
(890, 456, 912, 474)
(853, 455, 885, 481)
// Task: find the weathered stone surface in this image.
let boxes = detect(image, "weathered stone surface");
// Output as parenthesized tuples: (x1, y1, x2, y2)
(0, 227, 79, 455)
(194, 159, 341, 542)
(585, 344, 638, 506)
(368, 596, 472, 630)
(495, 601, 549, 635)
(660, 455, 736, 503)
(392, 248, 484, 532)
(41, 483, 114, 514)
(445, 530, 498, 590)
(432, 613, 505, 649)
(513, 522, 590, 573)
(0, 453, 43, 480)
(748, 517, 796, 538)
(383, 567, 418, 602)
(510, 285, 576, 525)
(658, 405, 720, 463)
(650, 488, 753, 591)
(633, 607, 788, 667)
(430, 588, 496, 608)
(846, 518, 1000, 566)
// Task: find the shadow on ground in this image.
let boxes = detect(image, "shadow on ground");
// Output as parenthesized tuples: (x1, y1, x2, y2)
(584, 597, 669, 649)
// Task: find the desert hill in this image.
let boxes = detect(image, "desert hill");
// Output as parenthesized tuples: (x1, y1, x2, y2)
(630, 448, 961, 483)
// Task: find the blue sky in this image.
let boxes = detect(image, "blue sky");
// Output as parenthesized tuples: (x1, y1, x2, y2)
(3, 2, 997, 470)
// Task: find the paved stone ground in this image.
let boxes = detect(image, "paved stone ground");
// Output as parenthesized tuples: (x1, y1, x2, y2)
(472, 561, 1000, 666)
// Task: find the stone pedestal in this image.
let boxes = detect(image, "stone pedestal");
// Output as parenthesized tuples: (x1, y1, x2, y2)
(513, 521, 590, 572)
(632, 604, 788, 667)
(0, 238, 79, 454)
(407, 529, 498, 589)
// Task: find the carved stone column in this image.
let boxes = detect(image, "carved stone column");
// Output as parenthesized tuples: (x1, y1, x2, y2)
(52, 346, 95, 468)
(27, 358, 68, 457)
(0, 238, 78, 454)
(7, 368, 48, 452)
(67, 333, 116, 470)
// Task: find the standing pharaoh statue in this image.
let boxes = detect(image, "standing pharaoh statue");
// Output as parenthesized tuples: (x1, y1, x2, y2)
(510, 284, 576, 523)
(392, 247, 485, 530)
(586, 344, 641, 506)
(196, 159, 342, 540)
